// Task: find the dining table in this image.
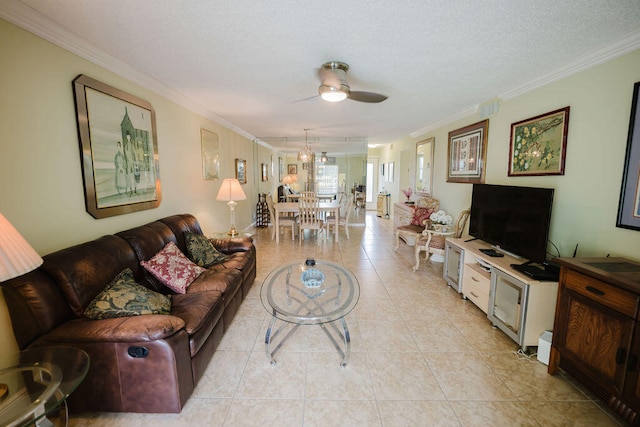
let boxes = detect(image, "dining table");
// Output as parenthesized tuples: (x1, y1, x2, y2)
(274, 201, 341, 243)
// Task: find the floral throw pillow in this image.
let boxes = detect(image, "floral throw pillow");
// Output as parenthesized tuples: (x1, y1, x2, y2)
(84, 268, 171, 320)
(184, 231, 228, 268)
(140, 241, 205, 294)
(411, 207, 433, 226)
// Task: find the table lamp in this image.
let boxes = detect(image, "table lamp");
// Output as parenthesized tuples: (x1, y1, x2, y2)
(0, 212, 43, 401)
(216, 178, 247, 236)
(0, 213, 43, 282)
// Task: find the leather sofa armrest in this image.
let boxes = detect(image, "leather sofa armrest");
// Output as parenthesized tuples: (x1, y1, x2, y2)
(209, 237, 253, 254)
(36, 315, 185, 344)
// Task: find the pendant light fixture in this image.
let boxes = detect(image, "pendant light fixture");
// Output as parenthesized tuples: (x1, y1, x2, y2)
(297, 129, 312, 163)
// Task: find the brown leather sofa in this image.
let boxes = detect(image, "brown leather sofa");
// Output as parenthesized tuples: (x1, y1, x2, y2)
(1, 214, 256, 413)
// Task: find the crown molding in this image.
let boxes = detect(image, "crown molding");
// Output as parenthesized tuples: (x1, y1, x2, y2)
(0, 1, 257, 142)
(410, 30, 640, 139)
(409, 106, 478, 139)
(500, 29, 640, 101)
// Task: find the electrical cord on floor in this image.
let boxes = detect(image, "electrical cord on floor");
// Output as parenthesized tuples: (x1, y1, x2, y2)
(513, 348, 539, 363)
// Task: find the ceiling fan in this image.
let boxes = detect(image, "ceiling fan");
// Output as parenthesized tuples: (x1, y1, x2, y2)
(318, 61, 388, 103)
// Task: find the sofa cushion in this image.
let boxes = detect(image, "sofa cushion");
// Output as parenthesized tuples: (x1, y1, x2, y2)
(141, 242, 205, 294)
(84, 269, 171, 320)
(187, 268, 242, 295)
(42, 235, 140, 317)
(171, 291, 224, 356)
(184, 232, 228, 267)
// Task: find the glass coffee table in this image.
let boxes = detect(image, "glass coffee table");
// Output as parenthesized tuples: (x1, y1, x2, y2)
(0, 346, 89, 427)
(261, 259, 360, 367)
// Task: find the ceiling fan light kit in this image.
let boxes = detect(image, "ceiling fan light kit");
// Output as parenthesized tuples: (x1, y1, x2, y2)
(317, 61, 387, 104)
(319, 84, 349, 102)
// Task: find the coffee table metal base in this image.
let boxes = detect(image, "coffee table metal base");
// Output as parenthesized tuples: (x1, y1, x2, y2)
(264, 314, 351, 367)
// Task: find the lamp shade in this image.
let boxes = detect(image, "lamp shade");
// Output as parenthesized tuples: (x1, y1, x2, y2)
(216, 178, 247, 202)
(0, 213, 43, 282)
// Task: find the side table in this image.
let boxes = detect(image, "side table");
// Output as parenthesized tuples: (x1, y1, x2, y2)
(0, 346, 89, 427)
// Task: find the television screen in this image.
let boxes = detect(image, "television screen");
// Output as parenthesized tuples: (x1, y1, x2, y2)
(469, 184, 554, 263)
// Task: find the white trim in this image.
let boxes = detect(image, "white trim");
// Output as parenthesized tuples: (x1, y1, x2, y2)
(0, 1, 258, 142)
(409, 29, 640, 139)
(500, 29, 640, 101)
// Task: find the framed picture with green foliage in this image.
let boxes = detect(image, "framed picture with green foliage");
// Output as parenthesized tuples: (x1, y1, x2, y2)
(508, 107, 570, 176)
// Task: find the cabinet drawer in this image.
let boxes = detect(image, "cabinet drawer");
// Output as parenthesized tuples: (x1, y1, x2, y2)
(463, 264, 490, 313)
(564, 269, 639, 318)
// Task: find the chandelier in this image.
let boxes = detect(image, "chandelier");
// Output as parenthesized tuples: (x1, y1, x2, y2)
(297, 129, 312, 163)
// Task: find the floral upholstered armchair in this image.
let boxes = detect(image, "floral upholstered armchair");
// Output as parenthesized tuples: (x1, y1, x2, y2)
(394, 196, 439, 250)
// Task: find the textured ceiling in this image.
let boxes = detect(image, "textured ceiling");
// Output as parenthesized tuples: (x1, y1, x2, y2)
(3, 0, 640, 155)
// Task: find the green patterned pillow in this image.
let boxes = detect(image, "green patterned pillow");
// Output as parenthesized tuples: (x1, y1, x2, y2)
(185, 231, 228, 268)
(84, 268, 171, 320)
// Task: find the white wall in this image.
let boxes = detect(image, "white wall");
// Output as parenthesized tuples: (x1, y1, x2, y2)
(378, 49, 640, 259)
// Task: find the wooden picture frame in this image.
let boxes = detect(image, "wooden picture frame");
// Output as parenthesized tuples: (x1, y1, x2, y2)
(447, 120, 488, 183)
(235, 158, 247, 184)
(261, 163, 268, 182)
(201, 129, 220, 181)
(73, 74, 161, 219)
(617, 82, 640, 231)
(508, 107, 570, 176)
(288, 164, 297, 174)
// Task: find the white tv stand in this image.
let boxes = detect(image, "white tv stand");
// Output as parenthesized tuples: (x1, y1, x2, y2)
(444, 238, 559, 350)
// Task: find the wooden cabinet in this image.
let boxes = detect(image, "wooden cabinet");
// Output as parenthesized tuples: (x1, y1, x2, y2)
(377, 193, 390, 218)
(462, 262, 491, 313)
(549, 257, 640, 425)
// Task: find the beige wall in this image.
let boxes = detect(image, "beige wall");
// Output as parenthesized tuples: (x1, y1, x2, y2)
(0, 19, 274, 354)
(378, 49, 640, 260)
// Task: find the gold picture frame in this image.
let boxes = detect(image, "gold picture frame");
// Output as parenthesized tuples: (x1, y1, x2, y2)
(73, 74, 161, 218)
(508, 107, 570, 176)
(235, 158, 247, 184)
(447, 120, 488, 184)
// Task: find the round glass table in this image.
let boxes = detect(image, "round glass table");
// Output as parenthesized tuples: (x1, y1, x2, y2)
(261, 258, 360, 367)
(0, 346, 90, 427)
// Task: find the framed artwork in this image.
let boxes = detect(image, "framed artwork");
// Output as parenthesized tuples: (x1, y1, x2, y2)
(508, 107, 570, 176)
(278, 157, 284, 182)
(288, 164, 297, 174)
(201, 129, 220, 181)
(271, 155, 275, 177)
(380, 163, 385, 176)
(235, 158, 247, 184)
(261, 163, 268, 182)
(617, 82, 640, 231)
(388, 162, 394, 182)
(73, 74, 161, 219)
(447, 119, 488, 183)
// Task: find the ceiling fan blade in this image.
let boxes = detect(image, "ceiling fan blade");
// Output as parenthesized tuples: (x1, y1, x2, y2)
(348, 91, 388, 103)
(293, 94, 320, 103)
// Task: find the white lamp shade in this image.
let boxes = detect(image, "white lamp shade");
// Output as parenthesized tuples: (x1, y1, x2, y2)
(0, 213, 43, 282)
(216, 178, 247, 201)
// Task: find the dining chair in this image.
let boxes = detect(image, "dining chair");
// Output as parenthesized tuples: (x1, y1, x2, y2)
(326, 193, 353, 239)
(298, 196, 325, 245)
(266, 194, 297, 241)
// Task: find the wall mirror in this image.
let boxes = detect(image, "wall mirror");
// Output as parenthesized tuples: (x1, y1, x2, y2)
(415, 137, 434, 195)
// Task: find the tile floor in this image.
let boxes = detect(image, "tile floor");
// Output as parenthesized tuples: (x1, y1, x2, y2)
(69, 211, 625, 426)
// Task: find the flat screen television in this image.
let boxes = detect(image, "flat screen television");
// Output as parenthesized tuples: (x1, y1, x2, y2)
(469, 184, 554, 263)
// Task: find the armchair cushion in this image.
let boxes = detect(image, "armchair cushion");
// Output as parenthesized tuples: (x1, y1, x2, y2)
(417, 234, 446, 250)
(184, 231, 228, 268)
(141, 242, 205, 294)
(84, 269, 171, 320)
